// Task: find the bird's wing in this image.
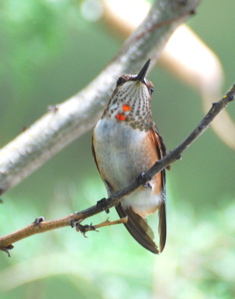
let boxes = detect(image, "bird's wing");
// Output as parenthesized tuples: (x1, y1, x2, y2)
(149, 127, 167, 252)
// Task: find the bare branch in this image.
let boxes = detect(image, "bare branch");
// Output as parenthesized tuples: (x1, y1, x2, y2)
(0, 0, 200, 194)
(74, 217, 128, 237)
(0, 83, 233, 253)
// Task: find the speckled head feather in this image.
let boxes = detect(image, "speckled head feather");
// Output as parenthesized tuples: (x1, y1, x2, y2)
(102, 59, 155, 131)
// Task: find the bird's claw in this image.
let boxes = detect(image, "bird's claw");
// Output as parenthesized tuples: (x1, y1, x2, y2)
(97, 198, 110, 214)
(138, 172, 152, 188)
(33, 216, 45, 226)
(0, 245, 14, 257)
(73, 222, 98, 237)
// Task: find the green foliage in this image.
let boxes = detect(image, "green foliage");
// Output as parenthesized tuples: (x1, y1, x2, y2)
(0, 182, 234, 299)
(1, 1, 83, 102)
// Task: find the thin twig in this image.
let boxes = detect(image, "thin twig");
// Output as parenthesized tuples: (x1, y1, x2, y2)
(91, 217, 128, 229)
(0, 83, 234, 254)
(74, 217, 128, 237)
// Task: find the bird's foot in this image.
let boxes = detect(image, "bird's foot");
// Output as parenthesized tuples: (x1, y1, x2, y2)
(138, 172, 152, 188)
(97, 198, 110, 214)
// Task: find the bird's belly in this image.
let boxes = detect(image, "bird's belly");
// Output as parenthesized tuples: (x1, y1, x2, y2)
(122, 187, 162, 217)
(94, 119, 147, 188)
(93, 119, 163, 216)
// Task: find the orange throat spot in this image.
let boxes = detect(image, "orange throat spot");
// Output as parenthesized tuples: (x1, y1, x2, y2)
(122, 104, 131, 111)
(116, 113, 126, 121)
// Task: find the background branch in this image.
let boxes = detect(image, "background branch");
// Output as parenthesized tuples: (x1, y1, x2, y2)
(0, 83, 233, 253)
(0, 0, 200, 195)
(103, 0, 235, 151)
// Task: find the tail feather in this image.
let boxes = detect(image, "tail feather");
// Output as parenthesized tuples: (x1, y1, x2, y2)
(116, 203, 159, 254)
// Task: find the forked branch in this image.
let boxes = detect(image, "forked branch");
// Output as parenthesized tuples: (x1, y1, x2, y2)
(0, 83, 234, 256)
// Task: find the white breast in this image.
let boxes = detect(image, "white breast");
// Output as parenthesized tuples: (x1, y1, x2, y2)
(94, 118, 146, 185)
(93, 118, 163, 216)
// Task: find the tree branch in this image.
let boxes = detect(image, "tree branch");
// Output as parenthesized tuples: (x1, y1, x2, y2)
(0, 0, 200, 194)
(73, 217, 129, 237)
(0, 83, 234, 255)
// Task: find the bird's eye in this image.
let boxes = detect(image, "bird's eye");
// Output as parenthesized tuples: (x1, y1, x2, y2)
(149, 87, 154, 95)
(116, 77, 126, 86)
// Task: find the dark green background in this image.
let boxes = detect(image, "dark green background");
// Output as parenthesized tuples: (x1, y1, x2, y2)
(0, 1, 235, 298)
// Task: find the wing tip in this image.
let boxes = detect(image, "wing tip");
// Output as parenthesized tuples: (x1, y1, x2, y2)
(158, 203, 167, 253)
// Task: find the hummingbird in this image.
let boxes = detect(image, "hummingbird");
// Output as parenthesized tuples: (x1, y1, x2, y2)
(92, 59, 167, 254)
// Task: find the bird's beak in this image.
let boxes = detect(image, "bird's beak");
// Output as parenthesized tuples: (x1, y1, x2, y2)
(135, 59, 151, 82)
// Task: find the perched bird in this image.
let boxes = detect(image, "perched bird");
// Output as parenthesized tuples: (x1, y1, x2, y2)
(92, 60, 167, 253)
